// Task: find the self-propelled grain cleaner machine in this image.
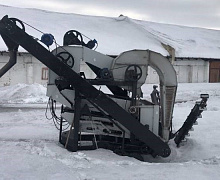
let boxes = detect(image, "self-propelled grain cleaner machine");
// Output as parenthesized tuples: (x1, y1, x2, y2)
(0, 16, 209, 160)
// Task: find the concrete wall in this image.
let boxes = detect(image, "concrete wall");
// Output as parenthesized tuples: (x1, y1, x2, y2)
(145, 59, 209, 84)
(0, 52, 48, 86)
(174, 59, 209, 83)
(145, 67, 159, 84)
(0, 52, 209, 86)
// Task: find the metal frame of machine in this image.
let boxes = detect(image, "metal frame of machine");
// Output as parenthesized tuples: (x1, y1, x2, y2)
(0, 15, 209, 160)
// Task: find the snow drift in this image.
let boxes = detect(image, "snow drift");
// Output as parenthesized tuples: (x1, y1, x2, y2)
(0, 83, 220, 179)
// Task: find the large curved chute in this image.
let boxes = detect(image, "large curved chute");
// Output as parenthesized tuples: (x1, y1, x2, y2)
(148, 50, 177, 141)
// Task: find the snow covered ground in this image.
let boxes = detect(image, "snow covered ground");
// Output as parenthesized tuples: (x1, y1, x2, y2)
(0, 83, 220, 180)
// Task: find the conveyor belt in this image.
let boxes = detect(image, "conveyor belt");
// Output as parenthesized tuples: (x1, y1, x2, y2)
(174, 94, 209, 147)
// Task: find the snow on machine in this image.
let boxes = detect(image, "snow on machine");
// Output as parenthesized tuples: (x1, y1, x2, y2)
(0, 16, 209, 160)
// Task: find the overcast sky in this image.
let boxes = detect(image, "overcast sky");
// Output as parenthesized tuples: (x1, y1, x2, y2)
(0, 0, 220, 30)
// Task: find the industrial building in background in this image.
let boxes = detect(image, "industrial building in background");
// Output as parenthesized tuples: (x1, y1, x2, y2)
(0, 5, 220, 86)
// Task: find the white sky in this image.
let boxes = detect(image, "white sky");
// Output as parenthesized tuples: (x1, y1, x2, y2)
(0, 0, 220, 30)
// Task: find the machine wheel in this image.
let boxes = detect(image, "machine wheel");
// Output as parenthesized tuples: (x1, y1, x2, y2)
(63, 30, 84, 46)
(99, 68, 112, 79)
(125, 64, 142, 81)
(56, 52, 74, 68)
(9, 18, 25, 33)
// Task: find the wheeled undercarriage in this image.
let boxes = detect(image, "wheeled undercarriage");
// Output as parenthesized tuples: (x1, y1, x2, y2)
(0, 15, 209, 160)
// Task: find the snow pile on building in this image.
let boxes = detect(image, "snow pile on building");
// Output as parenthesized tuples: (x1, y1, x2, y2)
(133, 20, 220, 58)
(0, 5, 219, 58)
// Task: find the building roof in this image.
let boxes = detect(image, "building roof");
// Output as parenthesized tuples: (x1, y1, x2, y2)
(0, 5, 220, 58)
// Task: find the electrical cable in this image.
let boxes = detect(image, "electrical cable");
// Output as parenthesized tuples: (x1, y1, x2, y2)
(21, 20, 72, 56)
(80, 32, 92, 40)
(45, 98, 70, 131)
(75, 31, 98, 50)
(23, 20, 98, 52)
(22, 21, 44, 34)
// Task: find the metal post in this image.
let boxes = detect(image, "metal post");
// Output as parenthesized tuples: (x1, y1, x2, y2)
(72, 90, 81, 151)
(130, 81, 138, 142)
(131, 81, 137, 108)
(59, 105, 63, 143)
(65, 90, 81, 151)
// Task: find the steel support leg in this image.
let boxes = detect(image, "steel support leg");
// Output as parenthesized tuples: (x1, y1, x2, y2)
(72, 90, 81, 151)
(59, 105, 63, 143)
